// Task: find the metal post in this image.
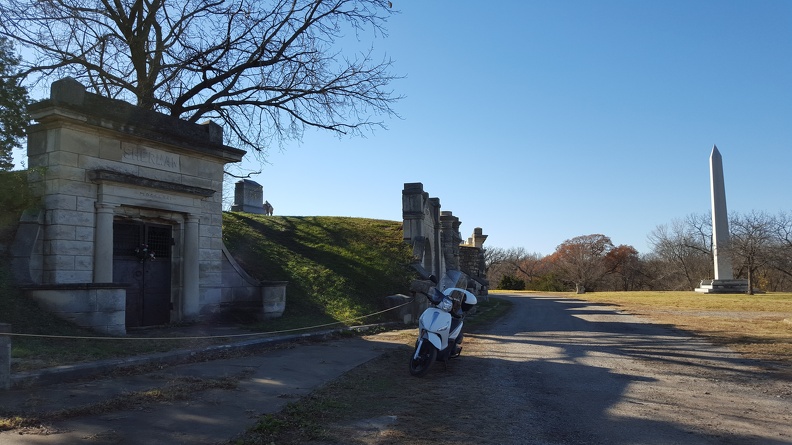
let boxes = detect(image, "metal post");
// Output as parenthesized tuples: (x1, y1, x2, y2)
(0, 323, 11, 390)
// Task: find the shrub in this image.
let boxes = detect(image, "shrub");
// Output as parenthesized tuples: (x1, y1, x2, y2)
(498, 275, 525, 290)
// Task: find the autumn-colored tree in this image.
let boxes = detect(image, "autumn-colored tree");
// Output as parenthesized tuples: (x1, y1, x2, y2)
(603, 244, 641, 290)
(548, 234, 615, 292)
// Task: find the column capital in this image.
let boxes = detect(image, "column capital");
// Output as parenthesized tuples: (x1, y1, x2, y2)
(95, 202, 117, 212)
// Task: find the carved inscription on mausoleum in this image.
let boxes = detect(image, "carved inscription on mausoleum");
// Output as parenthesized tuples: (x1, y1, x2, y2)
(122, 144, 181, 173)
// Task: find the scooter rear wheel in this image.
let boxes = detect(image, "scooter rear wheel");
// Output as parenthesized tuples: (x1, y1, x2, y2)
(409, 341, 437, 377)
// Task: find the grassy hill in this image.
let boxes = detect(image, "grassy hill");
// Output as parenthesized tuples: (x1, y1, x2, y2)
(222, 213, 415, 323)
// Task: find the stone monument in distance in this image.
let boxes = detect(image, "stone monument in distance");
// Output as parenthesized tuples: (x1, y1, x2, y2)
(230, 179, 266, 214)
(695, 145, 749, 293)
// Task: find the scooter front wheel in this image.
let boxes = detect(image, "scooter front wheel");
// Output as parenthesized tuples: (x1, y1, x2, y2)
(409, 340, 437, 377)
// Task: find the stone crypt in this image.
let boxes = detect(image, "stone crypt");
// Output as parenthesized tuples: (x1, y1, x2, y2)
(10, 78, 286, 335)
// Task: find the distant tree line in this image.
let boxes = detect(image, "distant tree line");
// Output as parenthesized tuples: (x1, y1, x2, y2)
(487, 211, 792, 293)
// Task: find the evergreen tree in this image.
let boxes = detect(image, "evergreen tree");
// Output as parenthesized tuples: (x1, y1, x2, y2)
(0, 38, 28, 171)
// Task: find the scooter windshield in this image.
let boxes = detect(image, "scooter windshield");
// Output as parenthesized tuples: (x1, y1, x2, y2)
(428, 287, 445, 305)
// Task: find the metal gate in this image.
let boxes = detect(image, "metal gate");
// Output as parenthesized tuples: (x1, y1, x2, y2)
(112, 221, 172, 328)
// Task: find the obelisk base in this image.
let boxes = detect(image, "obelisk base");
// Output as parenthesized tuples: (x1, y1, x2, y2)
(694, 279, 749, 294)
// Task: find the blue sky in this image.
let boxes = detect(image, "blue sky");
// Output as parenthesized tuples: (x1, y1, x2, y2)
(244, 1, 792, 255)
(14, 1, 792, 256)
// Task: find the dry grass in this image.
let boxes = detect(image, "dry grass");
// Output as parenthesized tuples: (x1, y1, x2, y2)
(230, 298, 513, 445)
(531, 290, 792, 365)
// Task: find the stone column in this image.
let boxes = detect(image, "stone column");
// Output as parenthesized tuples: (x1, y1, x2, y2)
(430, 198, 442, 277)
(183, 214, 200, 318)
(470, 227, 488, 248)
(0, 323, 10, 390)
(440, 211, 461, 271)
(402, 182, 429, 242)
(93, 203, 116, 283)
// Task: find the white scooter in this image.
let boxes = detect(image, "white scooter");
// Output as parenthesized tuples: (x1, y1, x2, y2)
(409, 280, 477, 377)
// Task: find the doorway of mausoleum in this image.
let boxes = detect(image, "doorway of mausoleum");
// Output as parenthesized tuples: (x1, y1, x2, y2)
(112, 221, 173, 327)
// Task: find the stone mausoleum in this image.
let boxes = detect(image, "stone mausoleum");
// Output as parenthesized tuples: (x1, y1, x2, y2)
(10, 78, 285, 335)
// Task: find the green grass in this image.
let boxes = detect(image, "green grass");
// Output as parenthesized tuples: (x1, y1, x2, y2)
(1, 213, 416, 370)
(222, 214, 415, 325)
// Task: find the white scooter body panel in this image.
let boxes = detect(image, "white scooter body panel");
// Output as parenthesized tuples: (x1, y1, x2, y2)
(418, 307, 451, 350)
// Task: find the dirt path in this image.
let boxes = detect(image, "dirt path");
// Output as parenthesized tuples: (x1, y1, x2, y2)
(450, 294, 792, 444)
(314, 293, 792, 445)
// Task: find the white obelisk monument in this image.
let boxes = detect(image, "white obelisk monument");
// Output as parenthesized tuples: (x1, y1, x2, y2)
(710, 145, 732, 280)
(695, 145, 749, 293)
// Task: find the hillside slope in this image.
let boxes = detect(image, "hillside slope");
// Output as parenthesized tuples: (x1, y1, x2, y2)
(222, 213, 415, 323)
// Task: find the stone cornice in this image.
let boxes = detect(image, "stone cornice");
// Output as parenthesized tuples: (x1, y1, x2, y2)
(28, 78, 246, 164)
(87, 169, 215, 197)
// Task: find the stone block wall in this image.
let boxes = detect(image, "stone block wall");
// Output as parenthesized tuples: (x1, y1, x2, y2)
(402, 182, 442, 278)
(24, 284, 126, 335)
(26, 78, 239, 292)
(401, 182, 488, 296)
(216, 245, 287, 319)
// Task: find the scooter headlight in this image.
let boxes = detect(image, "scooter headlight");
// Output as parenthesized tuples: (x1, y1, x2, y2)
(438, 296, 454, 312)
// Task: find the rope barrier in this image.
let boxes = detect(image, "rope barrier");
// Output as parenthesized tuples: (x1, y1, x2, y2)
(1, 297, 416, 341)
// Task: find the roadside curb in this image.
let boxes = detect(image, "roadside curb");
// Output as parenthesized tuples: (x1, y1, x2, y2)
(10, 322, 399, 389)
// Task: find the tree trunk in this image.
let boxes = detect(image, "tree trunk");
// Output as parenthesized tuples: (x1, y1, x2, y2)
(748, 268, 754, 295)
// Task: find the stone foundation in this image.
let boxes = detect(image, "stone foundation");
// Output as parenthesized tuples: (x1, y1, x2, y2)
(261, 282, 287, 319)
(694, 279, 749, 294)
(23, 284, 127, 335)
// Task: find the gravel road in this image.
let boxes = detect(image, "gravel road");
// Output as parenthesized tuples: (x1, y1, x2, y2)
(452, 293, 792, 445)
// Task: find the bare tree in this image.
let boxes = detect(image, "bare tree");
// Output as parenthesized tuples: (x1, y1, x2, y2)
(483, 246, 509, 274)
(513, 251, 548, 285)
(484, 247, 546, 288)
(769, 211, 792, 284)
(0, 0, 400, 156)
(647, 214, 712, 289)
(730, 211, 775, 294)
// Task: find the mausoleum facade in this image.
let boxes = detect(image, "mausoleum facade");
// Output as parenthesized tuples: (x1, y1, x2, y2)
(11, 78, 285, 334)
